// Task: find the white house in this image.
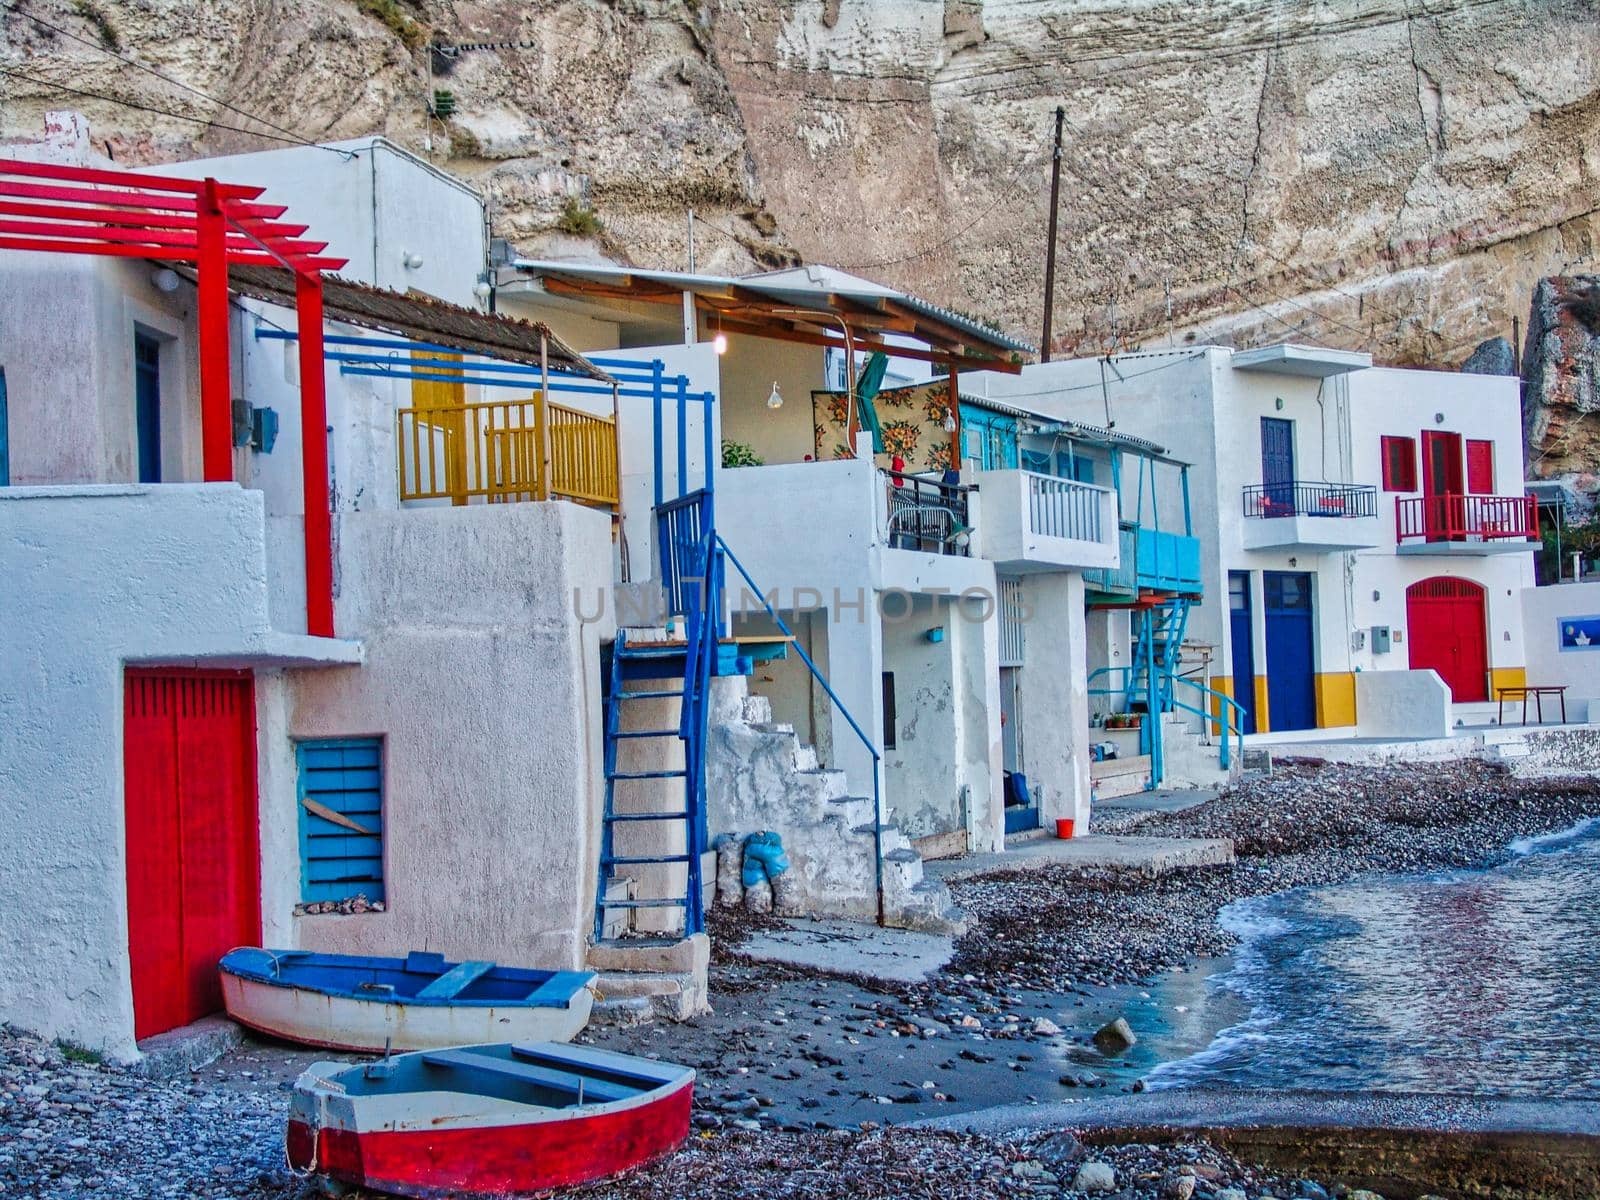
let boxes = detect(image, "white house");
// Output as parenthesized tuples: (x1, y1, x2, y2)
(969, 345, 1538, 749)
(0, 130, 694, 1059)
(495, 261, 1140, 924)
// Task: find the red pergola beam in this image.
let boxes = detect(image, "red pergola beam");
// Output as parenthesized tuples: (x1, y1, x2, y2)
(0, 198, 310, 239)
(0, 156, 346, 637)
(0, 156, 262, 198)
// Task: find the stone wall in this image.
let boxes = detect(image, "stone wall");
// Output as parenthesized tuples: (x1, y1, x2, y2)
(1524, 276, 1600, 517)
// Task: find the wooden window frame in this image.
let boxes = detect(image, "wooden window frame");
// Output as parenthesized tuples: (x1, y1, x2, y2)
(1381, 435, 1417, 492)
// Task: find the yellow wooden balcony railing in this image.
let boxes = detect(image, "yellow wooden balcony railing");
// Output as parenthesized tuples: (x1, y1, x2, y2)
(396, 394, 619, 511)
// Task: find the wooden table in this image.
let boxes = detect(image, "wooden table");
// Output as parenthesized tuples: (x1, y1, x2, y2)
(1496, 684, 1567, 726)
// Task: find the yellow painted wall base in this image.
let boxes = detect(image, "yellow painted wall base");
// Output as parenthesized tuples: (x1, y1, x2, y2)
(1315, 672, 1358, 729)
(1210, 675, 1233, 724)
(1254, 676, 1270, 734)
(1490, 667, 1528, 696)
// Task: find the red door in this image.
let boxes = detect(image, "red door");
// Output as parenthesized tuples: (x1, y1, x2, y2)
(1406, 578, 1488, 702)
(124, 670, 261, 1040)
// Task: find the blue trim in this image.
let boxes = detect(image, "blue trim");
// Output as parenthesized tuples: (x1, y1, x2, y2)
(219, 948, 593, 1009)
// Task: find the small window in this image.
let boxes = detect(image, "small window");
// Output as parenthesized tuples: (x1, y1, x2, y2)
(1228, 571, 1250, 611)
(882, 672, 897, 750)
(296, 738, 385, 904)
(1381, 436, 1417, 492)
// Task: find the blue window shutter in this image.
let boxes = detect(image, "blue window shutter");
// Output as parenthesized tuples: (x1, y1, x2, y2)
(296, 738, 385, 903)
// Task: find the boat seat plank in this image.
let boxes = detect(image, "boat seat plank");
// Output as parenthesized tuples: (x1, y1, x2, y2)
(510, 1042, 683, 1086)
(415, 960, 495, 1000)
(420, 1050, 635, 1103)
(523, 971, 594, 1008)
(404, 951, 447, 974)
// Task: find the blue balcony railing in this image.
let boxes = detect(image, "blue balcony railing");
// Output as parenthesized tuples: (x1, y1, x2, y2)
(1085, 524, 1201, 597)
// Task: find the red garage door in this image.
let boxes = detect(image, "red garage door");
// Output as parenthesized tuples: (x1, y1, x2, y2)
(1405, 578, 1489, 703)
(124, 670, 261, 1040)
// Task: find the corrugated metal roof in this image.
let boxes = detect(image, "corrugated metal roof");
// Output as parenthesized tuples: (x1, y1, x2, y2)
(510, 259, 1034, 357)
(212, 265, 608, 380)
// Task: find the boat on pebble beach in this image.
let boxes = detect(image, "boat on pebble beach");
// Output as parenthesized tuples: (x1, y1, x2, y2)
(286, 1041, 694, 1197)
(219, 947, 595, 1052)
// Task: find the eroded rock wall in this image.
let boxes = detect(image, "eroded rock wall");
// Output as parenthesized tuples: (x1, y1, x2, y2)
(2, 0, 1597, 371)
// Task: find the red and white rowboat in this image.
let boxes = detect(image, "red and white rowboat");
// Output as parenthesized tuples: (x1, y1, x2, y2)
(286, 1041, 693, 1197)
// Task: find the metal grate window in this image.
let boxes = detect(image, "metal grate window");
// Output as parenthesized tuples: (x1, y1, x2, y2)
(999, 578, 1026, 667)
(296, 738, 385, 903)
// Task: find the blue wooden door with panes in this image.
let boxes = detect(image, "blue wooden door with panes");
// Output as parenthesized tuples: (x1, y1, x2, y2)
(135, 333, 161, 483)
(0, 367, 9, 486)
(1264, 571, 1316, 731)
(1260, 417, 1295, 513)
(959, 406, 1017, 472)
(1227, 571, 1257, 735)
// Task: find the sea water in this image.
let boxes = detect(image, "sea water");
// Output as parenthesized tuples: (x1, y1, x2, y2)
(1145, 819, 1600, 1097)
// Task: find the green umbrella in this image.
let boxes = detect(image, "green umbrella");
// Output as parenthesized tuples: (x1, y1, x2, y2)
(853, 351, 890, 454)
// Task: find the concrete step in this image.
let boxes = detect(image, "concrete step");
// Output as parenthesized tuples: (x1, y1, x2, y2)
(1094, 768, 1151, 801)
(590, 968, 708, 1022)
(742, 694, 774, 724)
(794, 743, 819, 771)
(1092, 753, 1152, 780)
(883, 845, 924, 887)
(752, 721, 795, 736)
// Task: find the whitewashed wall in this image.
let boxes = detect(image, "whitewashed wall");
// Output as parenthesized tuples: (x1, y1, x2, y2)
(0, 484, 357, 1060)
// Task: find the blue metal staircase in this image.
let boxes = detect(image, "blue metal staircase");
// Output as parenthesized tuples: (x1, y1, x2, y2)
(592, 488, 722, 943)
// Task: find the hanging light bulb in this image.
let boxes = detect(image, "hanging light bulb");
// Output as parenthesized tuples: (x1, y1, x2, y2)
(942, 407, 957, 433)
(767, 381, 784, 410)
(712, 331, 728, 355)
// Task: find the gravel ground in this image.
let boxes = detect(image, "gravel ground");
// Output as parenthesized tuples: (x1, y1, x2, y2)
(6, 758, 1595, 1198)
(0, 1023, 1348, 1200)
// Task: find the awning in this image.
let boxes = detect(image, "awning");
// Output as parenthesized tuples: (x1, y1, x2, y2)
(186, 264, 609, 381)
(506, 259, 1031, 373)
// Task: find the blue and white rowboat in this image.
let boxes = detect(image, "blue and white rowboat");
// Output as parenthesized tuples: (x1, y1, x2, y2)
(219, 948, 595, 1052)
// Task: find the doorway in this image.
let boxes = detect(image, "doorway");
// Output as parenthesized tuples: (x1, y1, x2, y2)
(1263, 571, 1316, 731)
(123, 669, 261, 1039)
(134, 332, 162, 483)
(1406, 578, 1489, 702)
(1421, 430, 1463, 541)
(1227, 571, 1257, 734)
(1260, 417, 1295, 511)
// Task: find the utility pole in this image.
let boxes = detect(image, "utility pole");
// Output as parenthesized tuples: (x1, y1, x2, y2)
(1040, 106, 1066, 363)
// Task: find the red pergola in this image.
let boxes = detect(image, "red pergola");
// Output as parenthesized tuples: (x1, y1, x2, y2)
(0, 157, 349, 637)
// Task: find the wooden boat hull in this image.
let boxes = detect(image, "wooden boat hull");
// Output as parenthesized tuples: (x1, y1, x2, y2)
(221, 971, 593, 1053)
(286, 1046, 693, 1198)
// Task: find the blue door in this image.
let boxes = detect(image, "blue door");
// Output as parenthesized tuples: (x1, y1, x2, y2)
(1260, 417, 1295, 512)
(135, 333, 161, 483)
(0, 367, 9, 486)
(1264, 571, 1316, 731)
(1227, 571, 1257, 735)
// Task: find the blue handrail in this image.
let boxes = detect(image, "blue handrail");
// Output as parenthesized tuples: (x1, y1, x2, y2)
(715, 534, 886, 926)
(1088, 666, 1245, 771)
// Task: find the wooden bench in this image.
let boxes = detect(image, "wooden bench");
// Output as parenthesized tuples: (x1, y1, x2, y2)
(420, 1049, 635, 1104)
(1496, 685, 1567, 726)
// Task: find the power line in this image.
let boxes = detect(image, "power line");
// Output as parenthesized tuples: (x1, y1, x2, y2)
(0, 66, 345, 150)
(6, 3, 353, 157)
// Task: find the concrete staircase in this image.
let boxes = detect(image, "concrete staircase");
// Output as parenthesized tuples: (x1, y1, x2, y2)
(707, 682, 965, 935)
(1090, 710, 1237, 800)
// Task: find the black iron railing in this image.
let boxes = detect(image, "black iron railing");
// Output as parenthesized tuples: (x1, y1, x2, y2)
(1242, 481, 1377, 519)
(881, 469, 972, 556)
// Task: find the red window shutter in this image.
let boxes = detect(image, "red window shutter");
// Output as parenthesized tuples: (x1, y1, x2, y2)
(1466, 439, 1494, 494)
(1381, 436, 1416, 492)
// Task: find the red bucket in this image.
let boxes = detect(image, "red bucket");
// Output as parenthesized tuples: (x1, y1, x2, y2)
(1055, 818, 1075, 839)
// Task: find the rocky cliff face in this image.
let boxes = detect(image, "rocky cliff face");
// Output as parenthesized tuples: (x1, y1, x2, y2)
(2, 0, 1597, 372)
(1525, 276, 1600, 512)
